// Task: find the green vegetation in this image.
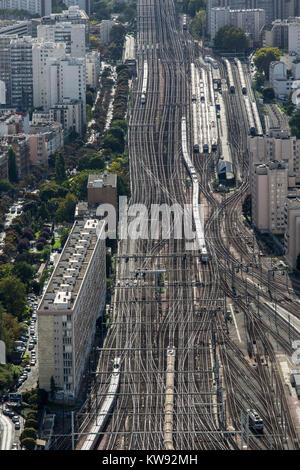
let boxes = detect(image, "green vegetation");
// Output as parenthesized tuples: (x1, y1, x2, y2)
(55, 152, 67, 185)
(214, 25, 249, 52)
(262, 87, 275, 103)
(253, 47, 281, 80)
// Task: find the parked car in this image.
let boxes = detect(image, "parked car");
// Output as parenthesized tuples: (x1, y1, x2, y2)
(30, 330, 35, 336)
(28, 344, 34, 351)
(25, 365, 31, 372)
(12, 443, 18, 450)
(12, 415, 19, 423)
(14, 422, 20, 430)
(30, 360, 36, 367)
(3, 409, 14, 417)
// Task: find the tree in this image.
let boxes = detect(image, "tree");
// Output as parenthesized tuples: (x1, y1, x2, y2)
(253, 47, 281, 80)
(60, 227, 71, 248)
(55, 152, 66, 185)
(189, 9, 206, 39)
(25, 419, 38, 430)
(0, 277, 27, 320)
(13, 262, 35, 285)
(8, 147, 18, 184)
(214, 25, 249, 52)
(253, 72, 265, 90)
(262, 87, 275, 103)
(20, 437, 36, 450)
(289, 109, 300, 139)
(109, 24, 126, 45)
(54, 193, 77, 223)
(20, 427, 37, 441)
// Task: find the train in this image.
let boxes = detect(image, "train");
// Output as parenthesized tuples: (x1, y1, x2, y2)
(141, 60, 148, 104)
(247, 409, 264, 433)
(182, 14, 187, 30)
(244, 96, 256, 136)
(234, 58, 247, 94)
(81, 357, 121, 450)
(251, 100, 263, 136)
(204, 55, 219, 69)
(224, 59, 235, 93)
(181, 117, 208, 263)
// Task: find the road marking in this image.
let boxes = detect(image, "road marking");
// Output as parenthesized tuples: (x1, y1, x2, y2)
(229, 304, 241, 343)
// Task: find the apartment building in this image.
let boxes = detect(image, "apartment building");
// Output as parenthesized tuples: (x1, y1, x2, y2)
(32, 40, 66, 109)
(38, 219, 106, 398)
(40, 6, 89, 46)
(99, 19, 116, 45)
(284, 196, 300, 268)
(0, 110, 29, 136)
(50, 99, 84, 137)
(87, 172, 117, 209)
(10, 36, 35, 110)
(210, 6, 265, 43)
(0, 0, 51, 16)
(63, 0, 90, 14)
(86, 50, 100, 89)
(0, 20, 32, 37)
(0, 35, 17, 107)
(207, 0, 298, 35)
(29, 120, 64, 164)
(248, 135, 300, 181)
(37, 22, 86, 57)
(1, 134, 30, 178)
(251, 161, 288, 233)
(264, 19, 289, 49)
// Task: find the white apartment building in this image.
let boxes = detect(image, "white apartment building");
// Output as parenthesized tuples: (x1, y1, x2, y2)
(288, 20, 300, 57)
(50, 99, 84, 137)
(100, 19, 116, 45)
(37, 22, 86, 57)
(63, 0, 90, 14)
(210, 6, 265, 43)
(48, 56, 86, 124)
(284, 196, 300, 268)
(248, 135, 300, 181)
(32, 40, 66, 109)
(40, 5, 89, 45)
(10, 35, 36, 110)
(0, 80, 6, 105)
(86, 50, 100, 89)
(251, 161, 288, 234)
(0, 0, 51, 16)
(269, 61, 294, 98)
(38, 219, 106, 398)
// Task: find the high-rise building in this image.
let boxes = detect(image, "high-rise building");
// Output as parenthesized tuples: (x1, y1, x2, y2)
(207, 0, 298, 34)
(38, 219, 106, 398)
(32, 40, 66, 109)
(41, 5, 90, 46)
(86, 50, 100, 89)
(0, 35, 17, 106)
(251, 161, 288, 233)
(37, 22, 86, 57)
(284, 196, 300, 268)
(10, 36, 35, 110)
(0, 0, 51, 16)
(63, 0, 90, 14)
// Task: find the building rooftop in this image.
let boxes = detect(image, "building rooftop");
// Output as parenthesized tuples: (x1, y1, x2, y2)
(87, 172, 117, 189)
(39, 219, 104, 312)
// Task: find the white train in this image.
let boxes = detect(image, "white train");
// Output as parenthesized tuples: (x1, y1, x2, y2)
(141, 60, 148, 104)
(224, 58, 235, 93)
(244, 96, 256, 135)
(181, 117, 208, 262)
(234, 58, 247, 94)
(191, 63, 196, 102)
(251, 100, 263, 136)
(81, 357, 121, 450)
